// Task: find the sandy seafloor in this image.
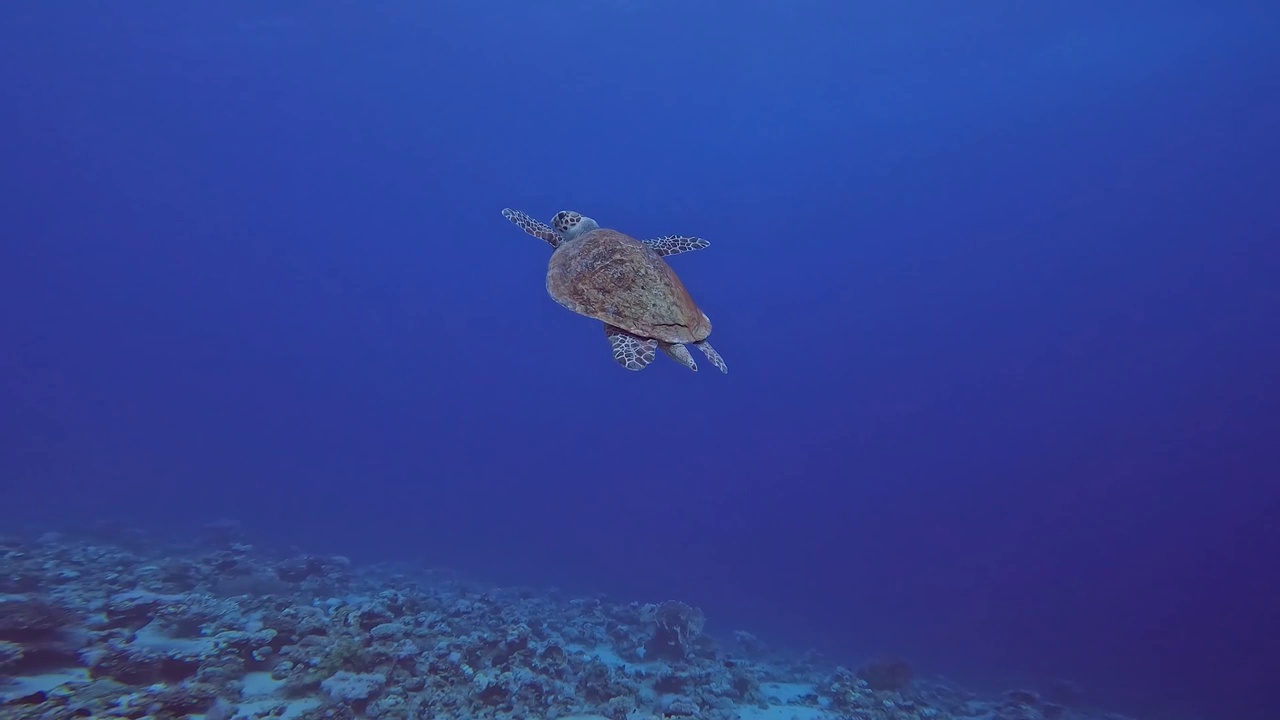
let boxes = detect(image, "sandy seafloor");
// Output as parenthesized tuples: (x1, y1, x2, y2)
(0, 529, 1138, 720)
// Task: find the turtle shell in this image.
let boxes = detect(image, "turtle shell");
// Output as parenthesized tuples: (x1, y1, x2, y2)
(546, 227, 712, 344)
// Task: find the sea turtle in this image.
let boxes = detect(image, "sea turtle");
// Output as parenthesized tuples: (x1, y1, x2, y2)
(502, 208, 728, 374)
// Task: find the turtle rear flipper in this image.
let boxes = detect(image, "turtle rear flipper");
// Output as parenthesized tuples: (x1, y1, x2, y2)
(502, 208, 563, 248)
(644, 235, 710, 257)
(693, 340, 727, 374)
(605, 324, 656, 371)
(659, 342, 698, 372)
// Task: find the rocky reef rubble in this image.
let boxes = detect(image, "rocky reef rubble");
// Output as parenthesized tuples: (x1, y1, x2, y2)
(0, 530, 1134, 720)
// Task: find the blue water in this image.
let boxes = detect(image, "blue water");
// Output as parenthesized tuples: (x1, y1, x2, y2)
(2, 2, 1278, 719)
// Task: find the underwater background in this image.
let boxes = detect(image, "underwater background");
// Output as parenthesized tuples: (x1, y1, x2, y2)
(2, 2, 1278, 720)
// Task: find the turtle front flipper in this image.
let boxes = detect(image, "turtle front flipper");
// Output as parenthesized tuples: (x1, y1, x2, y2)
(502, 208, 563, 248)
(659, 342, 699, 372)
(693, 340, 727, 374)
(604, 324, 657, 371)
(643, 235, 710, 257)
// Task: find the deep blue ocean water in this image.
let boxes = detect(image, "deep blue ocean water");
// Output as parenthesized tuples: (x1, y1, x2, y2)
(2, 2, 1278, 719)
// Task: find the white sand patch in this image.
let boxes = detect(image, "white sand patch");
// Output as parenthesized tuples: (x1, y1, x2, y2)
(228, 670, 318, 720)
(240, 671, 286, 697)
(590, 645, 631, 667)
(0, 667, 90, 702)
(733, 706, 835, 720)
(565, 643, 641, 671)
(233, 696, 321, 720)
(133, 620, 217, 657)
(760, 681, 818, 704)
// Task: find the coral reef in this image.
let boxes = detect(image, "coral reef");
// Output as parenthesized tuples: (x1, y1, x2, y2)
(857, 659, 914, 692)
(0, 531, 1137, 720)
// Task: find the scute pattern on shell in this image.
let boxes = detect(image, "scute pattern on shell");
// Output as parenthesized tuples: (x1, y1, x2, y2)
(547, 228, 712, 344)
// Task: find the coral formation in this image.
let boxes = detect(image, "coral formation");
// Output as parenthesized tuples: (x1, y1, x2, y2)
(857, 658, 914, 692)
(0, 531, 1135, 720)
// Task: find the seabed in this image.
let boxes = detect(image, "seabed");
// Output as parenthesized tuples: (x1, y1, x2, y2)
(0, 530, 1128, 720)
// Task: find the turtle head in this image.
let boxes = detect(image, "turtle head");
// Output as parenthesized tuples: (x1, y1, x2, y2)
(552, 210, 599, 242)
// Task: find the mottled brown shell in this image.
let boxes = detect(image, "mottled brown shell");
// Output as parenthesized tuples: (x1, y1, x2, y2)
(546, 228, 712, 344)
